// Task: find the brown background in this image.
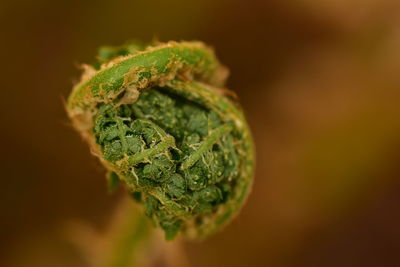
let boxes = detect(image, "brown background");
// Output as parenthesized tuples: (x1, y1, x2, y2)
(1, 0, 400, 266)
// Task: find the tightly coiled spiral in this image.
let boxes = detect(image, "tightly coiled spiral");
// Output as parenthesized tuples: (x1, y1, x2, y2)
(67, 41, 254, 240)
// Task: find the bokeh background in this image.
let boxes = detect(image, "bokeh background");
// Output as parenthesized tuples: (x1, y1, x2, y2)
(1, 0, 400, 266)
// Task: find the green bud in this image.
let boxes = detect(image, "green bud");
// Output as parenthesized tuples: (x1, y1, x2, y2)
(67, 41, 254, 240)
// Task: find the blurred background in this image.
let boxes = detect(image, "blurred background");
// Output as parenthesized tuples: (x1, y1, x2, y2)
(1, 0, 400, 266)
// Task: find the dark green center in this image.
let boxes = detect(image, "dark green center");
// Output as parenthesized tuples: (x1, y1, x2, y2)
(93, 87, 239, 239)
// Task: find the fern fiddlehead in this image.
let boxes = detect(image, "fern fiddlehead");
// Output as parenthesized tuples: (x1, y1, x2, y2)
(67, 41, 255, 240)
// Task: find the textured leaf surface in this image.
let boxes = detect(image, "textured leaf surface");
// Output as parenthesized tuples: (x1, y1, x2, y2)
(67, 41, 254, 240)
